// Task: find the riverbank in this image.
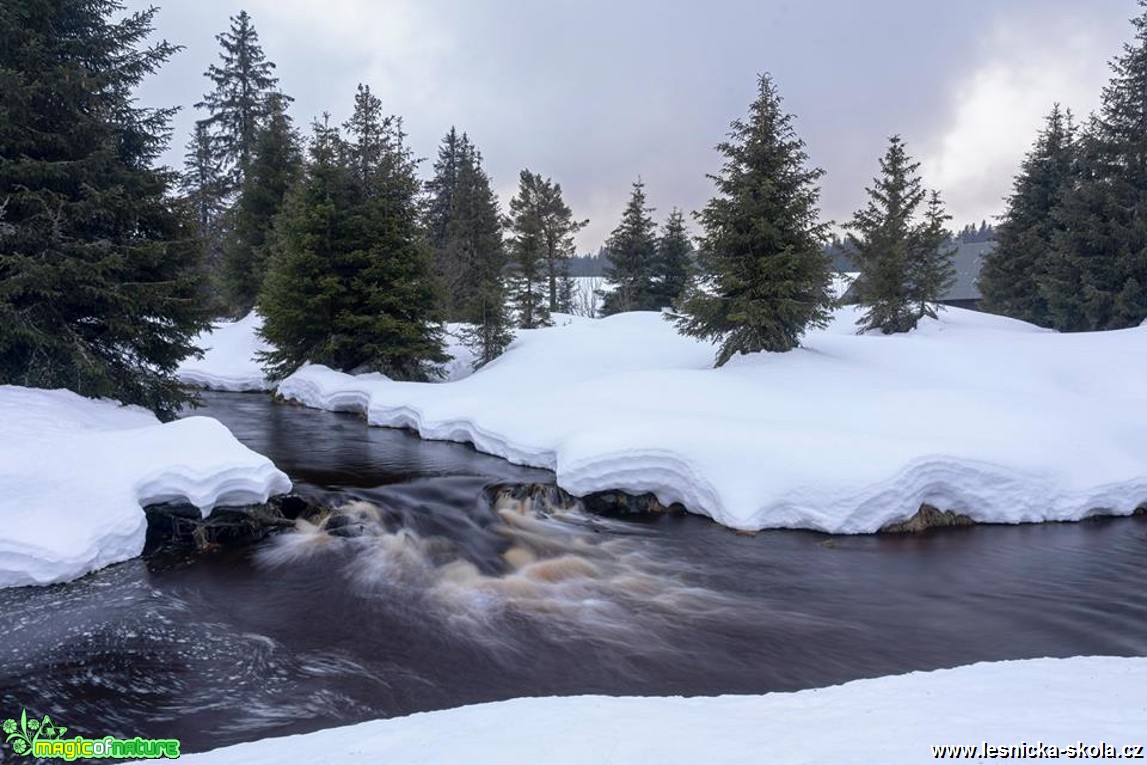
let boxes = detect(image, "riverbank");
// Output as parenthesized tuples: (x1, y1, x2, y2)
(177, 656, 1147, 764)
(264, 306, 1147, 533)
(0, 386, 290, 587)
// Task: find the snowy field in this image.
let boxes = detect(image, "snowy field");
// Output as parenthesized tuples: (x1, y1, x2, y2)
(178, 656, 1147, 764)
(275, 306, 1147, 533)
(0, 386, 290, 587)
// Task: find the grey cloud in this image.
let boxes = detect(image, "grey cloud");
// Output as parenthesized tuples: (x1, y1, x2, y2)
(131, 0, 1135, 248)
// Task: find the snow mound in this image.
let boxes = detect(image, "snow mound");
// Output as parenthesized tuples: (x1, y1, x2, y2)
(279, 307, 1147, 532)
(0, 386, 291, 587)
(179, 656, 1147, 764)
(177, 313, 273, 392)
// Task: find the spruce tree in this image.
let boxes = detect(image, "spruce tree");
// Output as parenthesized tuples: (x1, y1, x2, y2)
(196, 11, 286, 195)
(1043, 4, 1147, 331)
(426, 127, 469, 314)
(0, 0, 210, 419)
(449, 145, 513, 368)
(910, 191, 957, 321)
(847, 135, 953, 334)
(602, 179, 658, 314)
(674, 74, 834, 363)
(258, 88, 445, 381)
(255, 118, 351, 379)
(221, 94, 302, 314)
(180, 120, 228, 303)
(506, 171, 551, 329)
(536, 176, 586, 314)
(652, 208, 694, 310)
(978, 105, 1076, 326)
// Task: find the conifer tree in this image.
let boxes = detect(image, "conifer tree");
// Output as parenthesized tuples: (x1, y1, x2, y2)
(535, 177, 587, 314)
(426, 128, 469, 313)
(196, 11, 286, 195)
(0, 0, 210, 419)
(674, 74, 834, 363)
(846, 135, 953, 334)
(1043, 4, 1147, 331)
(258, 87, 445, 381)
(978, 105, 1076, 326)
(221, 94, 302, 314)
(448, 145, 513, 367)
(255, 118, 350, 379)
(652, 208, 694, 310)
(180, 120, 228, 299)
(602, 179, 658, 314)
(910, 191, 957, 321)
(506, 171, 550, 328)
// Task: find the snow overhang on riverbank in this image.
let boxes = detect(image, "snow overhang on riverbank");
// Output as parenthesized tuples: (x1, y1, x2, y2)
(0, 386, 291, 587)
(177, 656, 1147, 764)
(274, 306, 1147, 533)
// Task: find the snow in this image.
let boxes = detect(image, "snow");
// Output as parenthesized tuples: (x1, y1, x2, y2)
(0, 386, 291, 588)
(177, 313, 273, 392)
(278, 306, 1147, 533)
(178, 656, 1147, 764)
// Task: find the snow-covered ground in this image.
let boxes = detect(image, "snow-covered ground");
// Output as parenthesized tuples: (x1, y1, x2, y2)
(178, 656, 1147, 764)
(177, 313, 274, 392)
(276, 306, 1147, 533)
(0, 386, 291, 587)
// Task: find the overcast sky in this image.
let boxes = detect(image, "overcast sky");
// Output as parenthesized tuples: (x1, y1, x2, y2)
(131, 0, 1136, 250)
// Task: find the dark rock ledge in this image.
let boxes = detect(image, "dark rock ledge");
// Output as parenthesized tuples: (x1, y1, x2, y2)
(142, 489, 1147, 554)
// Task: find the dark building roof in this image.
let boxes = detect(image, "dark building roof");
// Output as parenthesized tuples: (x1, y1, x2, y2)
(946, 240, 994, 302)
(839, 240, 996, 305)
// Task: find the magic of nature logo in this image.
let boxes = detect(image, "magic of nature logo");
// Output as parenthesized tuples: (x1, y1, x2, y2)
(3, 708, 180, 760)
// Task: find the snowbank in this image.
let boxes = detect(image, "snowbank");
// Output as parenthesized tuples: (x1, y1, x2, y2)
(177, 313, 273, 392)
(0, 386, 291, 587)
(179, 656, 1147, 764)
(279, 307, 1147, 533)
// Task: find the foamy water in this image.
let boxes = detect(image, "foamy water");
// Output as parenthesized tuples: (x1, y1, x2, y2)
(257, 491, 801, 656)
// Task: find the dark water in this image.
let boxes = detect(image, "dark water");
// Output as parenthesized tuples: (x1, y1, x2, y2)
(3, 391, 1147, 755)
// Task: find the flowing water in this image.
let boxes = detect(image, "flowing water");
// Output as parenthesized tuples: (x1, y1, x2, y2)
(3, 391, 1147, 754)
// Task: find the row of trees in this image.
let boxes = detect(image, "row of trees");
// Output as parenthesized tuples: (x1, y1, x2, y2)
(600, 181, 694, 315)
(675, 0, 1147, 362)
(978, 16, 1147, 335)
(180, 12, 605, 379)
(673, 75, 958, 364)
(9, 1, 1146, 418)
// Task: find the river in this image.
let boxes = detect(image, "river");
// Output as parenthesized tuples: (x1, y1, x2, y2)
(2, 391, 1146, 754)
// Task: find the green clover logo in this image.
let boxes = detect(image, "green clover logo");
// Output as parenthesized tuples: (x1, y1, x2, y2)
(4, 709, 66, 757)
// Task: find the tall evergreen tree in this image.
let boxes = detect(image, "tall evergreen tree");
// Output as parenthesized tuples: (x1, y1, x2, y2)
(602, 179, 658, 314)
(221, 94, 302, 314)
(258, 88, 445, 381)
(448, 145, 513, 367)
(426, 127, 468, 313)
(505, 171, 550, 329)
(1042, 4, 1147, 331)
(180, 120, 228, 300)
(0, 0, 210, 419)
(978, 105, 1076, 326)
(535, 176, 586, 314)
(846, 135, 953, 334)
(673, 74, 834, 364)
(196, 10, 286, 195)
(652, 208, 694, 309)
(910, 190, 957, 321)
(255, 117, 350, 378)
